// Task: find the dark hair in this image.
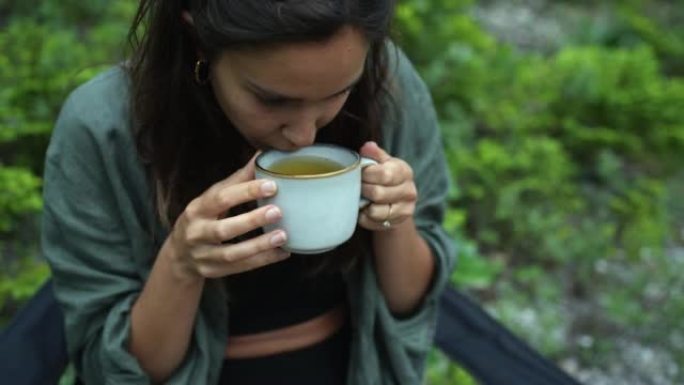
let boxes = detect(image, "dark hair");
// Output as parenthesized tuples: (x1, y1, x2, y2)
(127, 0, 395, 271)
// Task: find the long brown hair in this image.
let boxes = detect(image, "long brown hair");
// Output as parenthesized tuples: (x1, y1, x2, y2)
(127, 0, 395, 271)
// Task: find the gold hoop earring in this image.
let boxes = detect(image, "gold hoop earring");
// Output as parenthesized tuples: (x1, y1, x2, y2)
(194, 60, 209, 85)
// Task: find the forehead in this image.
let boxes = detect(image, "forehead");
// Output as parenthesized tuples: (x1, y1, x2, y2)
(215, 27, 369, 99)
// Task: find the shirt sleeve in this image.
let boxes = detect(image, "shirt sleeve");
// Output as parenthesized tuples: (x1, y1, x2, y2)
(376, 44, 458, 382)
(41, 73, 222, 385)
(42, 87, 150, 384)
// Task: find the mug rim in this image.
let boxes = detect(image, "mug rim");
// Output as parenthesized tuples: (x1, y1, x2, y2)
(255, 143, 361, 179)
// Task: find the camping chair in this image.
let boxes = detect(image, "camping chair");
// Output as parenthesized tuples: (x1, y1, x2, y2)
(0, 279, 581, 385)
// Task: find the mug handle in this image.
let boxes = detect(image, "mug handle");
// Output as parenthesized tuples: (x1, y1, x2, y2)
(359, 157, 378, 209)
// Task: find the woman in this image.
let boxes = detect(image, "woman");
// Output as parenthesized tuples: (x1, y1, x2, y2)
(42, 0, 455, 384)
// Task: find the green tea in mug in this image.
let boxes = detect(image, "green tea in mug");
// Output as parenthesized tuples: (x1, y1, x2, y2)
(268, 156, 345, 176)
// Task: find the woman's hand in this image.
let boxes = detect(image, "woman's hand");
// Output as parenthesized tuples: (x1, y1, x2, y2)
(166, 154, 290, 282)
(358, 141, 417, 231)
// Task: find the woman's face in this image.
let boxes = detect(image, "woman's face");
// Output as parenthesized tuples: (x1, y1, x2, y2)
(210, 26, 369, 151)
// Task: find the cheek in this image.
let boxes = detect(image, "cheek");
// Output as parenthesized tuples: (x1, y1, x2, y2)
(214, 87, 280, 135)
(208, 69, 278, 135)
(320, 94, 351, 127)
(234, 107, 282, 140)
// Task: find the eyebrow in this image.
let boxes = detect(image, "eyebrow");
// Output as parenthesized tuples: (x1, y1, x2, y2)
(245, 73, 364, 102)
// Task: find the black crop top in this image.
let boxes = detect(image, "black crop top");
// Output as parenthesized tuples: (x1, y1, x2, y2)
(224, 254, 347, 335)
(220, 255, 350, 385)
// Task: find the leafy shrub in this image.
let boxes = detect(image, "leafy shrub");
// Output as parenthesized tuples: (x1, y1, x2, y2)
(396, 0, 684, 378)
(2, 0, 684, 382)
(0, 0, 136, 325)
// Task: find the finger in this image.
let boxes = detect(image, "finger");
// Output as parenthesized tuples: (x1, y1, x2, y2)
(358, 206, 412, 231)
(195, 248, 291, 278)
(357, 211, 389, 231)
(199, 151, 261, 208)
(363, 203, 393, 223)
(362, 159, 413, 186)
(364, 202, 414, 222)
(217, 151, 261, 189)
(188, 204, 283, 244)
(188, 178, 277, 219)
(199, 229, 288, 263)
(362, 183, 417, 205)
(181, 218, 215, 246)
(359, 141, 392, 163)
(204, 152, 259, 198)
(184, 153, 264, 218)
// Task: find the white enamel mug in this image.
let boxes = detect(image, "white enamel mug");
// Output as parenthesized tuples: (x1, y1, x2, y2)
(255, 144, 377, 254)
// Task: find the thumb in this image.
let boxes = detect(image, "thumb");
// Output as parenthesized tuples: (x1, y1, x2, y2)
(226, 151, 260, 184)
(360, 141, 391, 163)
(242, 150, 262, 178)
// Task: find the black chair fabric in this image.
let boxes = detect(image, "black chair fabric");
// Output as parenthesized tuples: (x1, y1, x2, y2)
(0, 280, 69, 385)
(434, 287, 582, 385)
(0, 279, 582, 385)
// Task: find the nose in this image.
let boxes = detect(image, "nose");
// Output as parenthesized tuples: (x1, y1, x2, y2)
(282, 110, 321, 148)
(283, 124, 316, 148)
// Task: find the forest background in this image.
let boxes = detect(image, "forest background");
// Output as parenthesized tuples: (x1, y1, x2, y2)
(1, 0, 683, 384)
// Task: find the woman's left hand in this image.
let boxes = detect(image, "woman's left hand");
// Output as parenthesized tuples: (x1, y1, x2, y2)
(358, 141, 417, 231)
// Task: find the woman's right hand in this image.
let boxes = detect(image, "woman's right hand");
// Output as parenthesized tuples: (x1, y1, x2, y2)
(166, 154, 289, 282)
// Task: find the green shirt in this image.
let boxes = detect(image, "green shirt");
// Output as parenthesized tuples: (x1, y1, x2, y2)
(42, 46, 455, 385)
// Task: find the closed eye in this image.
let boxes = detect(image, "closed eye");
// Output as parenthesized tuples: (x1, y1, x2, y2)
(258, 95, 292, 107)
(257, 88, 352, 108)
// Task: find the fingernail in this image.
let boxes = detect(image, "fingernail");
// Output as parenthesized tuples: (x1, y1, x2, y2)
(265, 206, 281, 221)
(277, 249, 291, 259)
(270, 231, 287, 246)
(261, 180, 277, 195)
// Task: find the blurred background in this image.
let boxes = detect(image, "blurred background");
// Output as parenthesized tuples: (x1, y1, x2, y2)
(1, 0, 683, 384)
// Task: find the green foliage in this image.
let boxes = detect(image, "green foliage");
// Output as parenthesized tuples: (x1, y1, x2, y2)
(0, 259, 50, 326)
(568, 0, 684, 76)
(0, 165, 43, 326)
(396, 0, 684, 380)
(0, 166, 42, 232)
(58, 365, 76, 385)
(2, 0, 684, 383)
(0, 2, 136, 171)
(0, 0, 137, 327)
(426, 349, 479, 385)
(490, 279, 568, 357)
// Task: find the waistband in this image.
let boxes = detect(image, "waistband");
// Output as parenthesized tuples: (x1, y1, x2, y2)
(225, 303, 347, 359)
